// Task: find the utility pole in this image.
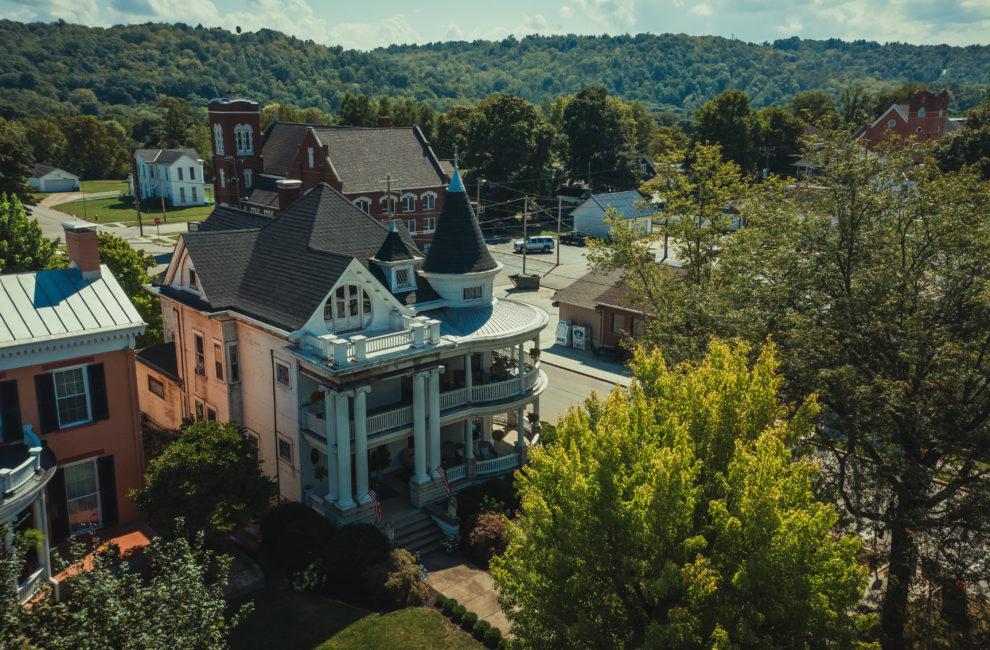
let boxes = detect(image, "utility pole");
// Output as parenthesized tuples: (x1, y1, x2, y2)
(556, 196, 562, 267)
(378, 173, 401, 226)
(476, 177, 484, 218)
(759, 146, 775, 179)
(522, 195, 529, 275)
(158, 171, 167, 224)
(131, 154, 144, 237)
(81, 176, 88, 221)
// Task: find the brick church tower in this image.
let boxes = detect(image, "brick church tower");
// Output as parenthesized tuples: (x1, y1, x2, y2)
(207, 98, 263, 207)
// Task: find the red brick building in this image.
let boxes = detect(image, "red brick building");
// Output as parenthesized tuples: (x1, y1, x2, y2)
(207, 98, 450, 249)
(855, 89, 961, 150)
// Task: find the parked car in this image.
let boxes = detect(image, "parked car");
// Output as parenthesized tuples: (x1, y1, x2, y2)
(559, 231, 588, 247)
(513, 236, 556, 253)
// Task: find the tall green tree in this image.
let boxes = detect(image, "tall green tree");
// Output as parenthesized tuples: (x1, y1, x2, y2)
(692, 89, 759, 171)
(597, 133, 990, 648)
(463, 94, 554, 194)
(154, 96, 198, 149)
(563, 85, 639, 191)
(131, 419, 277, 546)
(0, 117, 34, 203)
(789, 90, 840, 130)
(0, 193, 61, 272)
(20, 118, 66, 167)
(754, 105, 807, 175)
(0, 527, 245, 649)
(61, 115, 129, 179)
(936, 85, 990, 179)
(492, 342, 871, 648)
(435, 105, 475, 159)
(98, 232, 163, 347)
(838, 85, 872, 128)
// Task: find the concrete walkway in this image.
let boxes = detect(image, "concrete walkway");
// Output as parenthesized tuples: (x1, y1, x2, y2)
(423, 551, 511, 635)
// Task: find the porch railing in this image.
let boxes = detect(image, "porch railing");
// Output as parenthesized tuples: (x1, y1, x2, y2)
(476, 453, 520, 476)
(367, 405, 414, 435)
(439, 388, 469, 411)
(0, 427, 42, 497)
(445, 464, 467, 482)
(365, 329, 414, 354)
(470, 367, 540, 404)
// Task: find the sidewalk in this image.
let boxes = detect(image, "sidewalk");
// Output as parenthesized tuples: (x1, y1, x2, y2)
(540, 344, 631, 386)
(423, 551, 511, 635)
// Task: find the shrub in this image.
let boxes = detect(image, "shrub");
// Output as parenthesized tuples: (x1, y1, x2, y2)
(464, 511, 508, 569)
(323, 524, 389, 590)
(443, 597, 459, 616)
(461, 611, 478, 630)
(473, 619, 491, 640)
(450, 603, 466, 623)
(273, 510, 336, 574)
(484, 626, 503, 647)
(435, 593, 448, 608)
(457, 478, 521, 522)
(498, 638, 512, 650)
(260, 501, 314, 551)
(365, 548, 430, 609)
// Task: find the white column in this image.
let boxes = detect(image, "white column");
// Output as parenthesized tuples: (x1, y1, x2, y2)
(482, 350, 493, 381)
(482, 414, 493, 442)
(516, 405, 526, 449)
(465, 353, 473, 401)
(354, 386, 372, 504)
(336, 391, 354, 509)
(412, 371, 428, 483)
(464, 419, 473, 460)
(31, 494, 52, 584)
(517, 342, 526, 392)
(429, 369, 441, 477)
(325, 391, 338, 502)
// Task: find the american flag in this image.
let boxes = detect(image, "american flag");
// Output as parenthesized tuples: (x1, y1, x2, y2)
(368, 490, 382, 523)
(435, 466, 450, 496)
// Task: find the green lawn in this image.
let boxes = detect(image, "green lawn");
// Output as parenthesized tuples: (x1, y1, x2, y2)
(229, 573, 482, 650)
(53, 195, 213, 225)
(78, 179, 130, 194)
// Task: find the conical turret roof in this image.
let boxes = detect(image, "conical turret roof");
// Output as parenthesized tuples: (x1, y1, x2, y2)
(423, 170, 497, 274)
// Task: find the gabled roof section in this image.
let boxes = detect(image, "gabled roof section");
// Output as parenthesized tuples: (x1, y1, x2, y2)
(423, 170, 497, 275)
(198, 206, 274, 232)
(374, 225, 419, 262)
(0, 266, 144, 346)
(32, 163, 66, 178)
(135, 148, 203, 164)
(585, 191, 655, 219)
(176, 183, 423, 331)
(260, 123, 447, 192)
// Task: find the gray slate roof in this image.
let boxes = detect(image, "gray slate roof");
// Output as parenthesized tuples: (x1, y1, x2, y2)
(261, 123, 447, 192)
(32, 164, 59, 178)
(423, 173, 497, 275)
(583, 191, 655, 219)
(177, 184, 424, 331)
(198, 206, 273, 232)
(135, 149, 202, 164)
(0, 266, 144, 346)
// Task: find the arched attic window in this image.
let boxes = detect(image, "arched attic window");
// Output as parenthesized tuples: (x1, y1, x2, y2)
(213, 123, 224, 155)
(421, 191, 437, 210)
(323, 284, 373, 333)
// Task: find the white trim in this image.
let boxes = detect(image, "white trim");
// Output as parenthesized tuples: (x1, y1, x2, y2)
(52, 364, 92, 428)
(274, 358, 291, 388)
(0, 327, 143, 371)
(62, 456, 102, 537)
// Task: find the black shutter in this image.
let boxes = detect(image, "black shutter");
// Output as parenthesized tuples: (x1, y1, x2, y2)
(48, 467, 69, 543)
(0, 380, 21, 443)
(34, 373, 59, 433)
(87, 364, 109, 422)
(97, 455, 118, 529)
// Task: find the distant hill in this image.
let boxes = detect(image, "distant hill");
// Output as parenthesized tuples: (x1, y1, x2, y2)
(0, 20, 987, 120)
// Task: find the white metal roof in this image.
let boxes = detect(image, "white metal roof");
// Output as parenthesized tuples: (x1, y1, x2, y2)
(0, 266, 144, 346)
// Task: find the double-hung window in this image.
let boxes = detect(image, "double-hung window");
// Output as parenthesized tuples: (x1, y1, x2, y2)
(214, 342, 224, 380)
(194, 333, 206, 374)
(54, 367, 90, 428)
(64, 459, 100, 535)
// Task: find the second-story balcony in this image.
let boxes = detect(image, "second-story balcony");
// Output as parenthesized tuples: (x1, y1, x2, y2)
(295, 315, 445, 370)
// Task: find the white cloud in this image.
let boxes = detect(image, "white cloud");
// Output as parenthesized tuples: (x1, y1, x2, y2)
(9, 0, 100, 24)
(559, 0, 636, 30)
(775, 16, 803, 34)
(689, 3, 712, 17)
(325, 14, 422, 50)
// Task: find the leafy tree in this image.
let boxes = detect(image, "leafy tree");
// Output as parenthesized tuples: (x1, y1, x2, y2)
(98, 232, 163, 347)
(871, 82, 928, 118)
(20, 118, 66, 167)
(153, 96, 198, 149)
(692, 89, 759, 171)
(61, 115, 129, 179)
(0, 117, 34, 202)
(600, 133, 990, 647)
(754, 105, 806, 175)
(463, 94, 554, 195)
(130, 419, 277, 545)
(624, 99, 655, 152)
(936, 85, 990, 179)
(646, 125, 688, 159)
(0, 193, 61, 272)
(0, 527, 245, 649)
(338, 92, 377, 127)
(839, 85, 872, 128)
(492, 342, 871, 648)
(435, 105, 475, 159)
(789, 90, 840, 130)
(563, 85, 638, 191)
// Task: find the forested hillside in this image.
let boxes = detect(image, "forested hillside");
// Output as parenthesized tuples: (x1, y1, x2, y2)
(1, 19, 987, 121)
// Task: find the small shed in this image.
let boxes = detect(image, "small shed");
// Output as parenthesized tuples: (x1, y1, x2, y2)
(28, 164, 80, 193)
(571, 190, 656, 239)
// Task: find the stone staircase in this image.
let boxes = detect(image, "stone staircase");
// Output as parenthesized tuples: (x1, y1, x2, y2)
(390, 507, 445, 557)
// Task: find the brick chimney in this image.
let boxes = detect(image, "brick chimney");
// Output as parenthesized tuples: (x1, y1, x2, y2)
(62, 221, 101, 280)
(276, 179, 303, 211)
(377, 116, 391, 128)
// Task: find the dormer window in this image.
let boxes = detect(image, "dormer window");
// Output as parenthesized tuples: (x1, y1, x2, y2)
(188, 268, 197, 289)
(324, 284, 372, 332)
(393, 266, 413, 291)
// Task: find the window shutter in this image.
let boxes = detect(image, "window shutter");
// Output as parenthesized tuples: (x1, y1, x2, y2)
(0, 379, 21, 443)
(48, 467, 70, 543)
(97, 455, 119, 529)
(87, 364, 109, 422)
(34, 373, 59, 433)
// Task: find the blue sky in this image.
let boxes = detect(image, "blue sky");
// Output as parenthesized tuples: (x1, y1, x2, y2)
(3, 0, 988, 50)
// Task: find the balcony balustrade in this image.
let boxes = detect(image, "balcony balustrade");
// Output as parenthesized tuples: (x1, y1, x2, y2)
(476, 452, 520, 476)
(298, 316, 442, 368)
(0, 427, 43, 497)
